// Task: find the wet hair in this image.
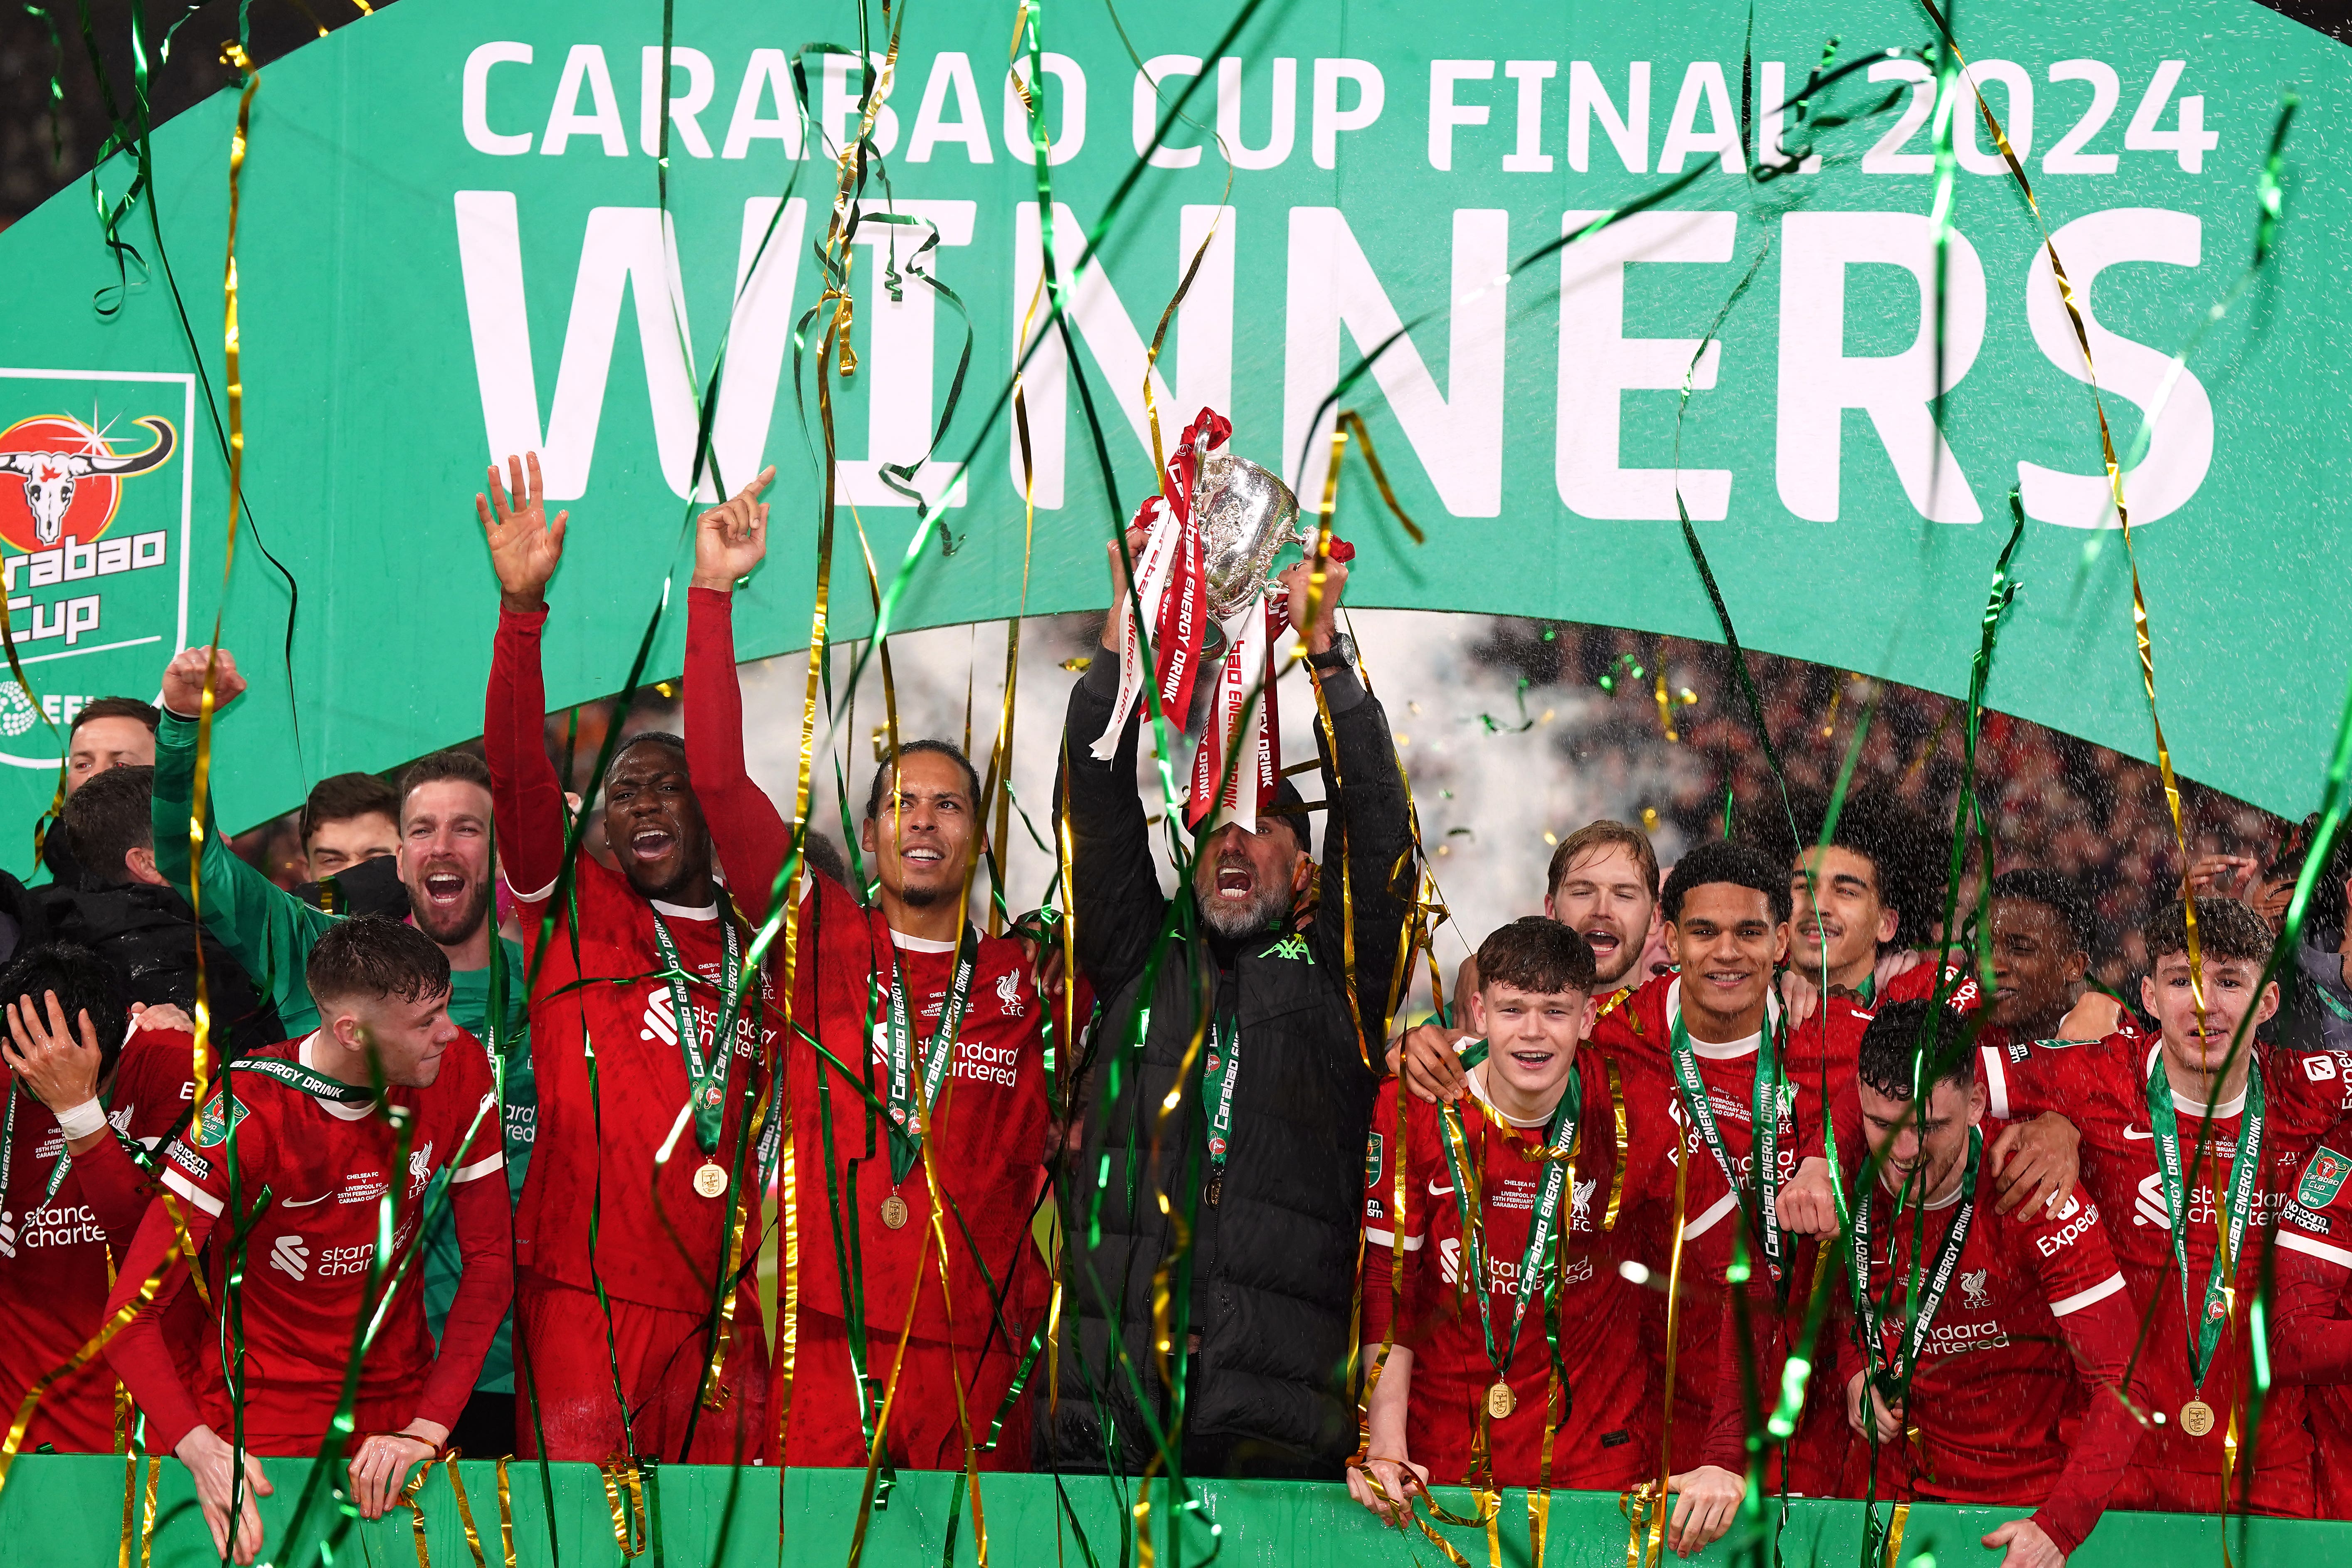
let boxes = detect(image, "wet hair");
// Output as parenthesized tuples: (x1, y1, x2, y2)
(0, 943, 132, 1081)
(306, 915, 453, 1006)
(63, 764, 154, 884)
(1661, 839, 1792, 926)
(398, 750, 493, 823)
(69, 697, 159, 739)
(1857, 998, 1973, 1100)
(1990, 868, 2093, 955)
(864, 739, 982, 821)
(2144, 897, 2274, 967)
(1545, 820, 1659, 902)
(1476, 917, 1598, 998)
(300, 772, 398, 848)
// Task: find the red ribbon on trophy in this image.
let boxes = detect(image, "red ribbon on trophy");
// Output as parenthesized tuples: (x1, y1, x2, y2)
(1090, 407, 1230, 763)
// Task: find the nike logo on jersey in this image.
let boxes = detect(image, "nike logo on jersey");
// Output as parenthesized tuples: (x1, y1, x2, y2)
(280, 1193, 332, 1208)
(2124, 1127, 2155, 1141)
(1427, 1178, 1455, 1196)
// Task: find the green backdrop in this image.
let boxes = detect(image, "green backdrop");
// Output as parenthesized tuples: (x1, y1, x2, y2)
(0, 0, 2344, 865)
(0, 1455, 2341, 1568)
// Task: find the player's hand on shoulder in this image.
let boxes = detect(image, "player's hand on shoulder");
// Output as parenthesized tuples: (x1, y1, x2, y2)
(1396, 1021, 1469, 1105)
(1778, 969, 1821, 1027)
(130, 1000, 196, 1035)
(1982, 1517, 2066, 1568)
(1990, 1112, 2080, 1219)
(2055, 990, 2123, 1043)
(1346, 1454, 1430, 1528)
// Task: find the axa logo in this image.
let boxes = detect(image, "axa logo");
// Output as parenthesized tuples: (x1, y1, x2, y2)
(0, 414, 175, 550)
(995, 969, 1025, 1016)
(270, 1233, 310, 1280)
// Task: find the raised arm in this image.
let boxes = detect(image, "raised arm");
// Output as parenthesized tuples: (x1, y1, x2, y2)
(477, 453, 573, 900)
(1062, 526, 1171, 995)
(1283, 555, 1413, 1048)
(151, 648, 332, 1020)
(684, 467, 799, 927)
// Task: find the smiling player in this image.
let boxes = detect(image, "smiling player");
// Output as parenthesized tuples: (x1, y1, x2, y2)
(479, 453, 777, 1464)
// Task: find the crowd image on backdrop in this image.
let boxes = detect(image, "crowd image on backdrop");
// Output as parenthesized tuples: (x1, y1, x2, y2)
(4, 448, 2352, 1568)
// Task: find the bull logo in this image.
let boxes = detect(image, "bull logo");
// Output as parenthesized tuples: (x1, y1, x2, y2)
(0, 414, 176, 550)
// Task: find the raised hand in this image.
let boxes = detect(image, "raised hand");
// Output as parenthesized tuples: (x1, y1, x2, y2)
(1277, 549, 1348, 655)
(692, 466, 776, 593)
(1100, 520, 1154, 651)
(476, 452, 568, 611)
(159, 646, 247, 721)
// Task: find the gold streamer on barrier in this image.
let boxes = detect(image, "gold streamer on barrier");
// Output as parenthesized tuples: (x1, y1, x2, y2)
(597, 1457, 647, 1558)
(1882, 1499, 1910, 1566)
(115, 1441, 140, 1568)
(137, 1453, 159, 1568)
(1628, 1127, 1692, 1568)
(444, 1457, 491, 1568)
(0, 1227, 184, 1495)
(493, 1457, 518, 1568)
(399, 1456, 439, 1568)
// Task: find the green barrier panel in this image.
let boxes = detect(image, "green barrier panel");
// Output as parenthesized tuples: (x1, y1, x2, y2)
(0, 1455, 2337, 1566)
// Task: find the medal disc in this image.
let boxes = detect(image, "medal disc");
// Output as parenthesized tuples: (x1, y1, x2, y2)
(881, 1193, 910, 1230)
(2180, 1399, 2216, 1437)
(1486, 1380, 1516, 1420)
(692, 1162, 729, 1199)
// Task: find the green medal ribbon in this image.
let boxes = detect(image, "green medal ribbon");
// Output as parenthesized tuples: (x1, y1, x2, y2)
(1666, 997, 1786, 1285)
(1435, 1067, 1581, 1393)
(1845, 1126, 1982, 1398)
(883, 925, 981, 1186)
(230, 1053, 377, 1105)
(2146, 1055, 2265, 1390)
(648, 910, 744, 1159)
(1205, 1013, 1241, 1173)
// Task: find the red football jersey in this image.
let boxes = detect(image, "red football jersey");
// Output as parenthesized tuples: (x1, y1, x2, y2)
(1997, 1032, 2342, 1494)
(1832, 1126, 2140, 1553)
(2273, 1133, 2352, 1519)
(152, 1034, 506, 1442)
(1361, 1048, 1677, 1489)
(1593, 976, 1824, 1466)
(509, 854, 777, 1312)
(789, 871, 1054, 1344)
(0, 1030, 200, 1453)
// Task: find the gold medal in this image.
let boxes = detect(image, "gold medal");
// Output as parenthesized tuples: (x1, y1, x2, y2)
(692, 1161, 729, 1199)
(2180, 1399, 2216, 1437)
(881, 1193, 910, 1230)
(1485, 1380, 1516, 1420)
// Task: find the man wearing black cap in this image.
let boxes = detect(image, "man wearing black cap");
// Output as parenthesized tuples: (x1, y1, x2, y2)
(1044, 520, 1415, 1477)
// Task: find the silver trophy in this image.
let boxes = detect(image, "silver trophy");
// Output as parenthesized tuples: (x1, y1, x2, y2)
(1192, 453, 1306, 621)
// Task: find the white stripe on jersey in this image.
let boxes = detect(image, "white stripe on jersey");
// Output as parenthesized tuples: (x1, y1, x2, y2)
(1980, 1045, 2012, 1121)
(2047, 1272, 2126, 1318)
(451, 1151, 506, 1185)
(1363, 1226, 1424, 1252)
(2278, 1228, 2352, 1272)
(1679, 1188, 1742, 1242)
(162, 1165, 224, 1217)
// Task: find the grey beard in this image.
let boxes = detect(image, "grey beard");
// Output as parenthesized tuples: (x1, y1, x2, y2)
(1196, 883, 1294, 939)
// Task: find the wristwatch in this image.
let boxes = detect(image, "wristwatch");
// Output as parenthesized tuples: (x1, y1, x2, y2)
(1306, 632, 1356, 674)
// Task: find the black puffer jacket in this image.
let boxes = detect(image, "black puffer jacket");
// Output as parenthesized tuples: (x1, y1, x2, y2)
(35, 881, 286, 1054)
(1042, 653, 1412, 1475)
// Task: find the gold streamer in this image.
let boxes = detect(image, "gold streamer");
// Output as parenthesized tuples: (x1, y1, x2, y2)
(444, 1457, 491, 1568)
(493, 1457, 518, 1568)
(399, 1456, 438, 1568)
(1882, 1500, 1911, 1567)
(138, 1454, 159, 1568)
(597, 1458, 646, 1559)
(116, 1442, 139, 1568)
(0, 1227, 184, 1496)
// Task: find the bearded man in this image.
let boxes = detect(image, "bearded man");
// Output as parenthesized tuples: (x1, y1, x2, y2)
(1042, 522, 1415, 1477)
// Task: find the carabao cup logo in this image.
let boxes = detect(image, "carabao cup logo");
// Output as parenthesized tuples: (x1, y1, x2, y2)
(0, 414, 177, 553)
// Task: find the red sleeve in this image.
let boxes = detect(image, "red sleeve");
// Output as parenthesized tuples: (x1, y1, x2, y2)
(411, 1157, 513, 1432)
(2273, 1157, 2352, 1382)
(684, 586, 795, 929)
(1361, 1082, 1418, 1350)
(102, 1192, 216, 1454)
(484, 604, 570, 902)
(72, 1131, 168, 1247)
(2019, 1194, 2142, 1556)
(1700, 1282, 1770, 1471)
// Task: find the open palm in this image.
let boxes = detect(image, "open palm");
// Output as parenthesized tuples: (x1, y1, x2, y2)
(476, 451, 568, 608)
